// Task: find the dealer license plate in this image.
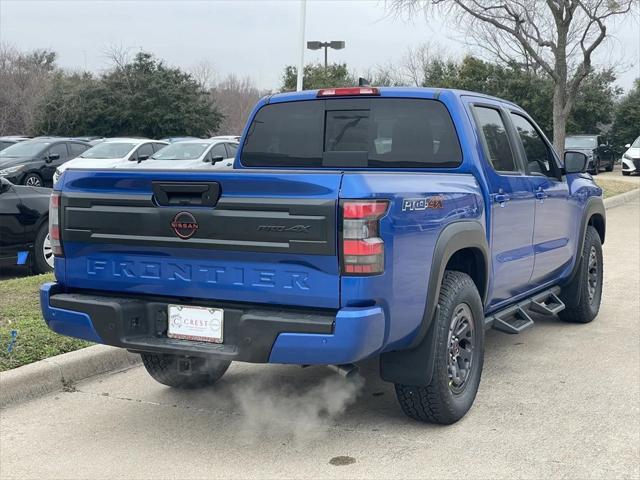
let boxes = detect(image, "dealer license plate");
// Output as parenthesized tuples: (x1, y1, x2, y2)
(167, 305, 224, 343)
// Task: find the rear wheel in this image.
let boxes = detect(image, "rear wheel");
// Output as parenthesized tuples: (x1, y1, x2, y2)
(394, 271, 484, 424)
(605, 162, 614, 172)
(141, 353, 230, 389)
(32, 222, 54, 274)
(559, 226, 603, 324)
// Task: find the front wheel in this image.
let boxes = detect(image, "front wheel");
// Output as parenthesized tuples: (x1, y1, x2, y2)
(605, 162, 614, 172)
(622, 171, 631, 176)
(141, 353, 230, 389)
(591, 159, 600, 175)
(394, 271, 484, 424)
(23, 173, 43, 187)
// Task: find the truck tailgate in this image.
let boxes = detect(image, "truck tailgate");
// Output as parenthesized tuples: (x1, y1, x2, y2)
(58, 169, 342, 308)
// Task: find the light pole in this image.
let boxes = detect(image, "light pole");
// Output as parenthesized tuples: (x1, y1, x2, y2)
(306, 41, 346, 69)
(296, 0, 307, 91)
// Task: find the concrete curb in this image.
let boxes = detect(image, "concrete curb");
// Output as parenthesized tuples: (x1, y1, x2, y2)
(603, 187, 640, 209)
(0, 345, 140, 408)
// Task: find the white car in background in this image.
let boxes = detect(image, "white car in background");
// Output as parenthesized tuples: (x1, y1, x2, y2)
(133, 138, 238, 170)
(53, 138, 168, 184)
(211, 135, 241, 142)
(621, 136, 640, 176)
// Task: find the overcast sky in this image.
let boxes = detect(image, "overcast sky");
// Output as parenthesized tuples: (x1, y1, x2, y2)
(1, 0, 638, 92)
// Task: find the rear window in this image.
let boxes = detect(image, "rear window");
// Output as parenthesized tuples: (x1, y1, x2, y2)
(240, 98, 462, 168)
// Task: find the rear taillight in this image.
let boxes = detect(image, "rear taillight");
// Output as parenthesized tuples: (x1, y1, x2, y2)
(49, 192, 63, 257)
(341, 200, 388, 275)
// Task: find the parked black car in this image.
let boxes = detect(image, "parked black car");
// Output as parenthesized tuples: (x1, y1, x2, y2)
(564, 134, 615, 175)
(0, 136, 30, 152)
(0, 137, 91, 187)
(0, 177, 53, 273)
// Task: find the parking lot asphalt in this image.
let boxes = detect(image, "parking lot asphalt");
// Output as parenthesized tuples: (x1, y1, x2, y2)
(1, 201, 639, 480)
(599, 164, 640, 184)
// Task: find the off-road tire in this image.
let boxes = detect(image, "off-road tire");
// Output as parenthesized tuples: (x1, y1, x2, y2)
(394, 271, 484, 425)
(559, 226, 603, 324)
(23, 173, 43, 187)
(32, 222, 53, 274)
(605, 163, 614, 172)
(141, 353, 230, 389)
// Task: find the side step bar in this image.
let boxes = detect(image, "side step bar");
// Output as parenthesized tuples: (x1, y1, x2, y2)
(485, 287, 565, 334)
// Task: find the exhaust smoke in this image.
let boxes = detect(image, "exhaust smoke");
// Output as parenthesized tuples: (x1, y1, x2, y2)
(230, 369, 364, 444)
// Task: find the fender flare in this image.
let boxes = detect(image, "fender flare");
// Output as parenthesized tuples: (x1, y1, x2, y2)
(380, 220, 489, 386)
(560, 196, 606, 308)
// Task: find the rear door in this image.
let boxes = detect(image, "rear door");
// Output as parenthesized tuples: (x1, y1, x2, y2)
(469, 102, 535, 308)
(58, 169, 342, 309)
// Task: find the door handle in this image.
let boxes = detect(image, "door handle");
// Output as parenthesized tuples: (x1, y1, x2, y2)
(494, 193, 510, 206)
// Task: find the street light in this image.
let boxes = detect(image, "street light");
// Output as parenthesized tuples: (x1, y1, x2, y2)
(306, 41, 346, 69)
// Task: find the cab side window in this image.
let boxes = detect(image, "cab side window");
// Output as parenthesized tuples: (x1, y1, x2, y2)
(210, 144, 227, 159)
(473, 106, 518, 173)
(152, 143, 167, 153)
(68, 142, 89, 158)
(510, 113, 558, 178)
(47, 143, 69, 160)
(225, 143, 238, 157)
(134, 143, 154, 161)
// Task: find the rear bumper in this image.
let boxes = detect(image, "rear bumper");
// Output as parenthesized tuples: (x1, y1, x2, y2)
(40, 282, 386, 365)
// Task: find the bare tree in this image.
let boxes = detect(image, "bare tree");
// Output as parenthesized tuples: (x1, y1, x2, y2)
(190, 61, 217, 90)
(101, 44, 133, 71)
(212, 74, 267, 135)
(391, 0, 634, 152)
(0, 44, 57, 135)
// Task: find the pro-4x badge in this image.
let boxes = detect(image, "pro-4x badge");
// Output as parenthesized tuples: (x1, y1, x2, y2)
(402, 195, 444, 211)
(257, 224, 311, 233)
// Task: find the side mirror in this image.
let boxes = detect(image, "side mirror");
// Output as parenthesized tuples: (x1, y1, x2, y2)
(0, 177, 11, 193)
(138, 155, 149, 162)
(46, 153, 60, 163)
(211, 155, 224, 164)
(564, 151, 588, 174)
(625, 143, 631, 148)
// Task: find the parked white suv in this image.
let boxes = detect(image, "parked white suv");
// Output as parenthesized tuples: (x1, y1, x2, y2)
(132, 138, 237, 170)
(621, 136, 640, 176)
(53, 138, 168, 184)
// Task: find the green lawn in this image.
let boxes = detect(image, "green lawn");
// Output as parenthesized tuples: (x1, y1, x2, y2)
(596, 179, 639, 199)
(0, 273, 92, 372)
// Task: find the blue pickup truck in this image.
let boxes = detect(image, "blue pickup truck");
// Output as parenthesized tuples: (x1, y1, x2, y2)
(40, 87, 605, 424)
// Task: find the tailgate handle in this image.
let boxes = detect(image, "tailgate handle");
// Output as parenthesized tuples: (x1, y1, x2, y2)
(152, 182, 220, 207)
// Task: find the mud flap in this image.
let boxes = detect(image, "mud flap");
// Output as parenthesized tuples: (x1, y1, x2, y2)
(379, 306, 439, 386)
